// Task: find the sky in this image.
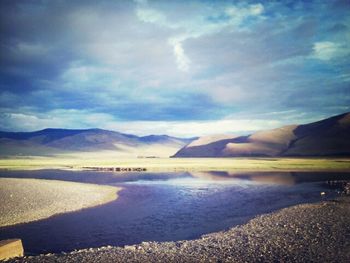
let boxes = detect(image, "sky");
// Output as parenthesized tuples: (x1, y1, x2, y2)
(0, 0, 349, 137)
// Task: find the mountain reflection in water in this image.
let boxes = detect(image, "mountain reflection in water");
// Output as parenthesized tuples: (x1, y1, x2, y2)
(1, 169, 349, 186)
(0, 169, 348, 255)
(190, 171, 350, 186)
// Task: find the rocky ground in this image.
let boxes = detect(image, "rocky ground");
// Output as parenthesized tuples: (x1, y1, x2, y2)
(8, 194, 350, 263)
(0, 178, 120, 227)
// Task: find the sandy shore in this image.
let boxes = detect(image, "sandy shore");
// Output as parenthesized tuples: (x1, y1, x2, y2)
(10, 196, 350, 263)
(0, 178, 121, 227)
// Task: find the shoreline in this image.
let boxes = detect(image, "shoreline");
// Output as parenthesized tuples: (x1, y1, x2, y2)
(0, 178, 122, 228)
(10, 196, 350, 262)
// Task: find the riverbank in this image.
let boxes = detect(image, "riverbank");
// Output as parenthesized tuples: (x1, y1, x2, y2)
(10, 196, 350, 262)
(1, 156, 350, 172)
(0, 178, 121, 227)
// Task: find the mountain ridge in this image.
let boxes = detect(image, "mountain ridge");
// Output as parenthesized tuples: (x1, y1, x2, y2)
(1, 112, 349, 158)
(173, 112, 350, 157)
(0, 128, 194, 157)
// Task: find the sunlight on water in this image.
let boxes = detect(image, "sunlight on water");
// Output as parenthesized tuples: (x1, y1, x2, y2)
(0, 169, 348, 255)
(123, 171, 298, 187)
(124, 176, 253, 187)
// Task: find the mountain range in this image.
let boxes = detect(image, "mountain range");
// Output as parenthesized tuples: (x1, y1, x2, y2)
(0, 128, 193, 158)
(0, 112, 349, 158)
(174, 112, 350, 157)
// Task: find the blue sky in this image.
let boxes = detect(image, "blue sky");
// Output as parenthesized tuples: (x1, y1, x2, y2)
(0, 0, 349, 137)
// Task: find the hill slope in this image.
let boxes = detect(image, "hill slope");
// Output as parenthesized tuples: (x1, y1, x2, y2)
(0, 128, 193, 158)
(173, 112, 350, 157)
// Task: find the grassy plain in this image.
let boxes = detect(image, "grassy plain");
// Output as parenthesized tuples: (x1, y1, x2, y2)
(0, 154, 350, 172)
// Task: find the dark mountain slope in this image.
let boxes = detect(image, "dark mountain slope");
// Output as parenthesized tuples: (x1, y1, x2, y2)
(283, 112, 350, 156)
(173, 112, 350, 157)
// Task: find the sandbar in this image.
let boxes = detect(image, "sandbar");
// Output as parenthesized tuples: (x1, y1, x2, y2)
(0, 178, 121, 227)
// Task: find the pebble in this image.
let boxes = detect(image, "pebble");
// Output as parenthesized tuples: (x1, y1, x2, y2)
(7, 196, 350, 263)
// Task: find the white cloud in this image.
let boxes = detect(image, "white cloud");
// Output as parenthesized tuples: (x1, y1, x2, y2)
(0, 109, 285, 137)
(60, 63, 120, 91)
(209, 85, 249, 104)
(135, 2, 264, 72)
(134, 0, 148, 5)
(171, 40, 190, 72)
(225, 3, 264, 22)
(312, 41, 348, 61)
(99, 118, 283, 137)
(249, 4, 264, 16)
(1, 107, 342, 138)
(152, 119, 281, 137)
(136, 8, 166, 24)
(0, 110, 117, 132)
(3, 1, 349, 135)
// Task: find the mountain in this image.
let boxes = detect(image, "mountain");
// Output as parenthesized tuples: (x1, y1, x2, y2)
(173, 112, 350, 157)
(2, 112, 349, 158)
(0, 128, 193, 157)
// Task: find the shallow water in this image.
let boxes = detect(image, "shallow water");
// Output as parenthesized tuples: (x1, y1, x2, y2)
(0, 170, 348, 255)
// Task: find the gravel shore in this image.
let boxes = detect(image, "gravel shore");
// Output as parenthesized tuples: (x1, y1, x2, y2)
(0, 178, 121, 227)
(10, 196, 350, 263)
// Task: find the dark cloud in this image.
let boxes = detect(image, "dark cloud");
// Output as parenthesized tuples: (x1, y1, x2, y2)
(0, 0, 349, 135)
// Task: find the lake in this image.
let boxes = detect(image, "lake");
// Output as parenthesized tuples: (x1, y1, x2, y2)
(0, 170, 348, 255)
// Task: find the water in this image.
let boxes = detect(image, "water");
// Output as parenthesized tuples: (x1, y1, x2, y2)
(0, 170, 348, 255)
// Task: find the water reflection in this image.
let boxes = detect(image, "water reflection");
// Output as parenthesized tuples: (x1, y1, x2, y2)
(0, 169, 349, 255)
(190, 171, 350, 186)
(1, 169, 349, 186)
(0, 169, 189, 184)
(188, 171, 297, 185)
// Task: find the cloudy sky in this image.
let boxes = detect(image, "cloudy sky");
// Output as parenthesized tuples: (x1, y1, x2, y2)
(0, 0, 349, 137)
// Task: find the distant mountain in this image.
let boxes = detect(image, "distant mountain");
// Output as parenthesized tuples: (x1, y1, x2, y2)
(2, 112, 349, 158)
(173, 112, 350, 157)
(0, 128, 193, 157)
